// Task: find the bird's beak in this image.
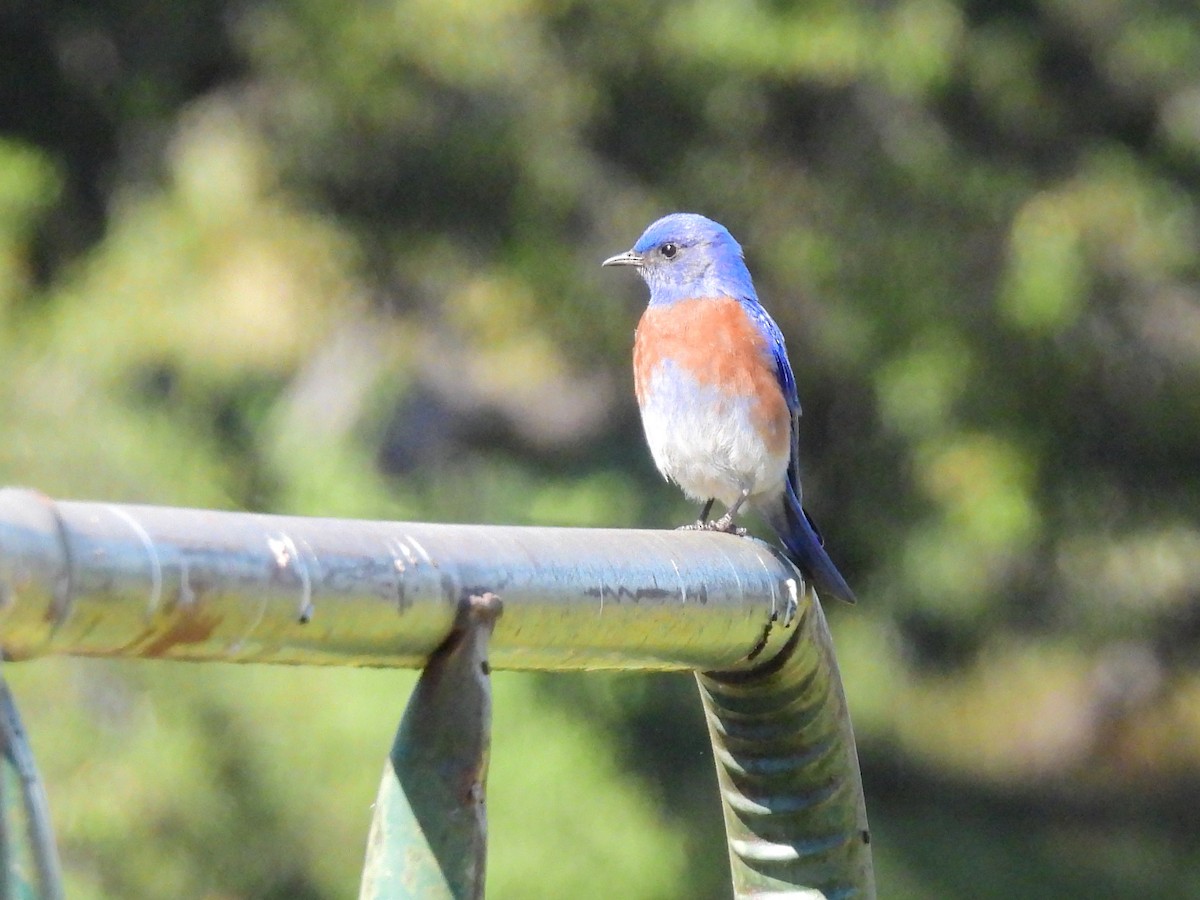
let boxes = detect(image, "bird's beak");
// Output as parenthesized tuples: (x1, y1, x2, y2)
(602, 250, 643, 268)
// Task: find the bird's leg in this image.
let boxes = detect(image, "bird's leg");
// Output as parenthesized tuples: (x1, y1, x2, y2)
(707, 490, 749, 537)
(676, 498, 715, 531)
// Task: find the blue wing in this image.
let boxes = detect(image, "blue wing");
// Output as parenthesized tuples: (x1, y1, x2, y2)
(737, 298, 799, 413)
(738, 297, 802, 495)
(738, 298, 856, 604)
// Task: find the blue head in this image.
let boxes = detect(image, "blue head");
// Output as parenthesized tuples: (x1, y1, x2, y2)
(602, 213, 757, 306)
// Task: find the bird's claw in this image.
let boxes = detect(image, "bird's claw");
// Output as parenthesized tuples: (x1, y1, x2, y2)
(675, 519, 709, 531)
(700, 516, 748, 537)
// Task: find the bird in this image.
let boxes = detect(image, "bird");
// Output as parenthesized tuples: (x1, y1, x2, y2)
(603, 212, 856, 605)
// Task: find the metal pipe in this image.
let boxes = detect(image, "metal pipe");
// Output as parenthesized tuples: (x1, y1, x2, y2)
(0, 488, 800, 671)
(0, 676, 64, 900)
(698, 596, 875, 898)
(0, 487, 875, 896)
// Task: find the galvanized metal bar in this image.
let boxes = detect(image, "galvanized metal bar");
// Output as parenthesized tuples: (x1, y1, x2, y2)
(0, 488, 799, 671)
(360, 592, 500, 900)
(698, 594, 875, 899)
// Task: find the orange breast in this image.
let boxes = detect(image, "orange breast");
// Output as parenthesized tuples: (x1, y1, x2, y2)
(633, 297, 791, 457)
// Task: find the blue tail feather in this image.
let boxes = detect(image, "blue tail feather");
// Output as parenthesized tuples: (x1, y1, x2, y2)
(768, 484, 856, 605)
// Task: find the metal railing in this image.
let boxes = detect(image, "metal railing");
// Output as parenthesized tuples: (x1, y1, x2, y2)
(0, 487, 875, 898)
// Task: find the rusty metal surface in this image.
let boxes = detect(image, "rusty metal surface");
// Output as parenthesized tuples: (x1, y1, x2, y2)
(0, 488, 801, 671)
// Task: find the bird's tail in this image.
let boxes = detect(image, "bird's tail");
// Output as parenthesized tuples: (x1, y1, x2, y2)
(766, 483, 856, 605)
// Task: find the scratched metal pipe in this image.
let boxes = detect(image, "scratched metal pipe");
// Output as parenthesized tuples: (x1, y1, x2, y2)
(0, 488, 803, 671)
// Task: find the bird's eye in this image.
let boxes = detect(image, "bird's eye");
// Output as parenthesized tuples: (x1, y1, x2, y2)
(660, 243, 678, 259)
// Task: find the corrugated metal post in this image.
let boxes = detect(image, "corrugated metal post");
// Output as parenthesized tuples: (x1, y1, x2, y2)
(698, 593, 875, 899)
(360, 593, 500, 900)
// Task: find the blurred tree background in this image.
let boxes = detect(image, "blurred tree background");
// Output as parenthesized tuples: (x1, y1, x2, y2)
(2, 0, 1200, 896)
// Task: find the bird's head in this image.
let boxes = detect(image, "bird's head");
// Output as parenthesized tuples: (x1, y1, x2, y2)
(602, 213, 755, 305)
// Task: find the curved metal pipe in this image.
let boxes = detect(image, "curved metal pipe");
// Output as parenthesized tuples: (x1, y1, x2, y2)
(698, 595, 875, 898)
(0, 487, 875, 896)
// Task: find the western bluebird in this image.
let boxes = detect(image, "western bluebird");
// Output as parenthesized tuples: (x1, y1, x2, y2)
(603, 213, 856, 605)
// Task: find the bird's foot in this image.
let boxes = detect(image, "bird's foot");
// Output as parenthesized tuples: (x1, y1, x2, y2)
(705, 513, 747, 537)
(675, 519, 709, 531)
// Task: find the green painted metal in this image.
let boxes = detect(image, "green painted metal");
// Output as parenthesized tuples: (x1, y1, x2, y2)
(360, 593, 500, 900)
(698, 589, 875, 899)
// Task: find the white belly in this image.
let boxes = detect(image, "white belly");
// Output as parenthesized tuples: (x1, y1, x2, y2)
(639, 364, 788, 509)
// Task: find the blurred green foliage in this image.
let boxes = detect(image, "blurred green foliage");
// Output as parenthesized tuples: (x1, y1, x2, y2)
(2, 0, 1200, 896)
